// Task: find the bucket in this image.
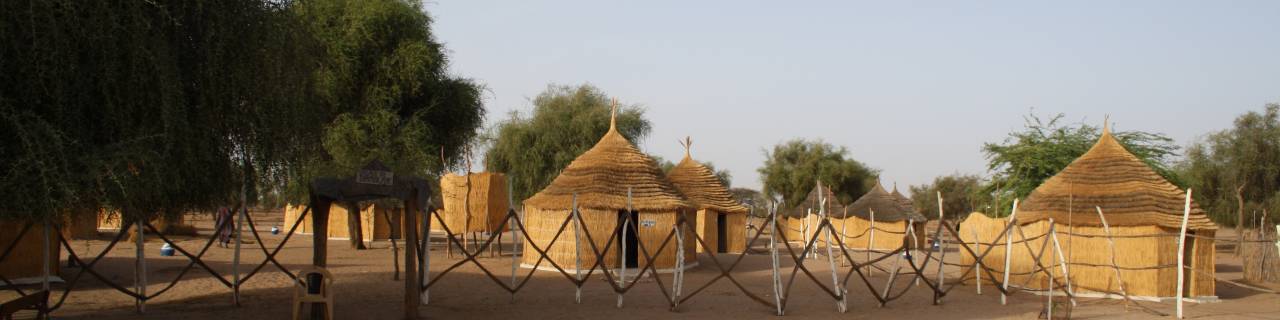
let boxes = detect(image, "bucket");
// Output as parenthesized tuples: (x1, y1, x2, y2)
(160, 243, 175, 257)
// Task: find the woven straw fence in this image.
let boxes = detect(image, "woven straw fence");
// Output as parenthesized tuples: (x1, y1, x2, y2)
(0, 221, 59, 279)
(440, 173, 510, 233)
(1242, 230, 1280, 283)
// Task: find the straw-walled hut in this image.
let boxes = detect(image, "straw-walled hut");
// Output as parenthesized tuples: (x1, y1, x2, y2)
(438, 172, 509, 234)
(284, 203, 406, 241)
(0, 220, 59, 281)
(834, 182, 928, 250)
(521, 108, 693, 273)
(787, 183, 842, 245)
(666, 141, 749, 254)
(960, 125, 1218, 299)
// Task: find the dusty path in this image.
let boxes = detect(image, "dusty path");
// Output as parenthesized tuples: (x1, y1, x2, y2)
(9, 210, 1277, 319)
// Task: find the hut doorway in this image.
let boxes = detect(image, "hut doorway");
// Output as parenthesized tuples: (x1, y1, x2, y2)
(716, 213, 728, 253)
(618, 210, 639, 268)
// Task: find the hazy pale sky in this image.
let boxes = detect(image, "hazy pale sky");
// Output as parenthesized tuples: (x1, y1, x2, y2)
(430, 1, 1280, 194)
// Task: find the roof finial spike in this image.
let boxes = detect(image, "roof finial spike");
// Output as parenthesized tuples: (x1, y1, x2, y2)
(608, 98, 618, 132)
(1102, 114, 1112, 135)
(893, 181, 898, 192)
(682, 136, 692, 159)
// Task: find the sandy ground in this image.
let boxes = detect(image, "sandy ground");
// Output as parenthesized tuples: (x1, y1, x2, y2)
(5, 210, 1278, 319)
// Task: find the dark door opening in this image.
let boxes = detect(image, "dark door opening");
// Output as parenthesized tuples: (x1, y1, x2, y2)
(618, 210, 639, 268)
(716, 212, 728, 253)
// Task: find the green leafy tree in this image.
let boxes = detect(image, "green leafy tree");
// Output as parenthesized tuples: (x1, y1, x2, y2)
(758, 139, 878, 208)
(0, 0, 315, 224)
(981, 112, 1181, 215)
(289, 0, 486, 248)
(909, 173, 990, 220)
(484, 84, 651, 203)
(1179, 104, 1280, 228)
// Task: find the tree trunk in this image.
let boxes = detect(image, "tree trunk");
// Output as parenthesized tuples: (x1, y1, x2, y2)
(1237, 185, 1245, 257)
(348, 201, 366, 250)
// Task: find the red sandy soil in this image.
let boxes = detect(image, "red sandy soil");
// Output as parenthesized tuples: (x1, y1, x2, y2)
(5, 210, 1277, 319)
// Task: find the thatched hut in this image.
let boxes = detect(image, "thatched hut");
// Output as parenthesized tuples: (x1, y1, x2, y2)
(666, 141, 749, 253)
(521, 108, 693, 273)
(438, 172, 510, 234)
(0, 221, 59, 282)
(960, 125, 1218, 299)
(834, 182, 928, 250)
(787, 183, 842, 245)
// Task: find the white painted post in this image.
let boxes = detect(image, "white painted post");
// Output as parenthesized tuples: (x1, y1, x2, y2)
(571, 194, 582, 304)
(674, 212, 686, 309)
(972, 228, 982, 295)
(868, 209, 876, 274)
(1002, 199, 1020, 305)
(1176, 189, 1192, 319)
(806, 209, 814, 260)
(910, 219, 921, 287)
(1048, 220, 1076, 306)
(769, 208, 784, 316)
(618, 187, 631, 308)
(1095, 206, 1134, 308)
(840, 209, 849, 267)
(233, 206, 245, 306)
(935, 191, 946, 300)
(422, 203, 431, 305)
(1274, 225, 1279, 257)
(509, 177, 518, 298)
(821, 200, 846, 313)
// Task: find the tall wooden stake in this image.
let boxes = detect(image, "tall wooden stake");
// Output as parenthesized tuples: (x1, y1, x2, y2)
(405, 195, 421, 318)
(509, 176, 518, 301)
(421, 203, 430, 305)
(572, 194, 582, 304)
(769, 208, 784, 316)
(137, 217, 147, 313)
(41, 220, 51, 292)
(1002, 199, 1020, 305)
(972, 228, 982, 295)
(868, 209, 876, 275)
(618, 187, 631, 308)
(935, 191, 946, 303)
(1176, 189, 1192, 319)
(1047, 220, 1076, 306)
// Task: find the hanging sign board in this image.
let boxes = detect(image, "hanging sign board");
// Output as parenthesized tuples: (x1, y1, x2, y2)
(641, 220, 657, 228)
(357, 161, 394, 186)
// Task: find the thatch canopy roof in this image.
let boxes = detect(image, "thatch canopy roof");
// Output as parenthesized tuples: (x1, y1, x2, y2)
(1019, 125, 1216, 230)
(788, 183, 845, 218)
(842, 182, 925, 221)
(666, 141, 748, 214)
(523, 107, 689, 212)
(891, 185, 917, 213)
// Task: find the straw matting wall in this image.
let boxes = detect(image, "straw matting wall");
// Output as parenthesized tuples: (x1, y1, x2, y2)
(1017, 128, 1216, 231)
(62, 212, 99, 239)
(284, 203, 402, 241)
(1242, 230, 1279, 283)
(694, 209, 747, 253)
(821, 216, 925, 250)
(521, 206, 695, 272)
(0, 220, 59, 279)
(440, 172, 510, 233)
(958, 212, 1216, 298)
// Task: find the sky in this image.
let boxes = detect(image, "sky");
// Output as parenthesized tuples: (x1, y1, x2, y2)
(428, 1, 1280, 194)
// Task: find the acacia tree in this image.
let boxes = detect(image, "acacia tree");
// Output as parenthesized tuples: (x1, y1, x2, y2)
(1179, 104, 1280, 228)
(484, 84, 650, 203)
(288, 0, 485, 249)
(981, 112, 1180, 215)
(758, 139, 878, 208)
(909, 173, 989, 220)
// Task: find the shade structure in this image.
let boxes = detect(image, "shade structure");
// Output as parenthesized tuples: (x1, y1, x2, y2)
(438, 172, 510, 234)
(964, 125, 1219, 299)
(666, 143, 749, 253)
(522, 107, 693, 272)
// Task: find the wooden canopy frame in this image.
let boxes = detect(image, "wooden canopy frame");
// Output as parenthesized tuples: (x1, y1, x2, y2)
(308, 161, 431, 320)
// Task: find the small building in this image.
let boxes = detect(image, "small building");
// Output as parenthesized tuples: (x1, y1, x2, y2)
(960, 125, 1218, 299)
(835, 182, 928, 251)
(437, 172, 509, 234)
(789, 183, 843, 245)
(665, 141, 749, 254)
(0, 220, 59, 282)
(284, 203, 404, 241)
(521, 108, 693, 272)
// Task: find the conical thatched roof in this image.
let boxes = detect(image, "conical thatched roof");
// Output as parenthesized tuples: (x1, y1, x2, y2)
(1019, 125, 1216, 230)
(842, 182, 924, 221)
(666, 139, 748, 214)
(788, 183, 845, 218)
(891, 184, 917, 213)
(523, 105, 689, 211)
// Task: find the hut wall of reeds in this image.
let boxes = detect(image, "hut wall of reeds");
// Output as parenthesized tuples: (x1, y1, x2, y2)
(831, 182, 929, 250)
(520, 107, 694, 272)
(285, 203, 404, 241)
(0, 220, 59, 280)
(62, 212, 98, 239)
(826, 217, 918, 250)
(958, 212, 1216, 298)
(439, 172, 510, 234)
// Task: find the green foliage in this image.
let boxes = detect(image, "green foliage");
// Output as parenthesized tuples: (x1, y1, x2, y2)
(0, 0, 313, 221)
(909, 173, 990, 220)
(1179, 104, 1280, 227)
(284, 0, 486, 204)
(758, 139, 878, 208)
(729, 187, 770, 217)
(484, 84, 651, 203)
(981, 112, 1180, 215)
